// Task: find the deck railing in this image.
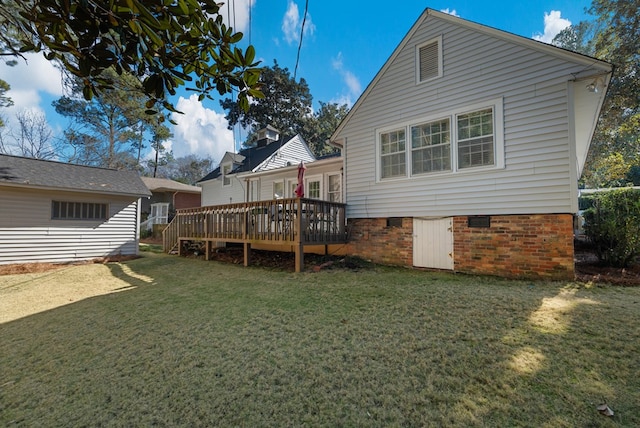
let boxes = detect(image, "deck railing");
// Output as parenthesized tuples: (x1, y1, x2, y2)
(162, 198, 347, 256)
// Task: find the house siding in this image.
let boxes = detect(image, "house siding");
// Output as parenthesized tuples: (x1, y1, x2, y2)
(341, 15, 588, 219)
(201, 159, 342, 206)
(257, 136, 315, 171)
(0, 187, 140, 265)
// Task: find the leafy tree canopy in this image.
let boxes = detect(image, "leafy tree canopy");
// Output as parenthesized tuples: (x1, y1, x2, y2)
(221, 60, 349, 156)
(2, 0, 263, 115)
(221, 60, 312, 140)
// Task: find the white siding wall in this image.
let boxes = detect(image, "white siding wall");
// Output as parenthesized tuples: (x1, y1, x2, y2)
(340, 16, 587, 218)
(257, 136, 316, 171)
(0, 187, 141, 265)
(201, 176, 246, 206)
(200, 159, 343, 205)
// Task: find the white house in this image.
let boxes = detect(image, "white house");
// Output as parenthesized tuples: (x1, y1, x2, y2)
(199, 126, 342, 205)
(0, 154, 151, 265)
(330, 9, 612, 279)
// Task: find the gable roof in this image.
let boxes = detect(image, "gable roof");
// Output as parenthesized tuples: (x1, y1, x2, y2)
(198, 141, 281, 182)
(330, 8, 613, 144)
(0, 154, 151, 197)
(140, 177, 201, 194)
(198, 134, 316, 183)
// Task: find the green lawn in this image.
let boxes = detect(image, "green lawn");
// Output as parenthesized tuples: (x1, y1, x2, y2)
(1, 251, 639, 427)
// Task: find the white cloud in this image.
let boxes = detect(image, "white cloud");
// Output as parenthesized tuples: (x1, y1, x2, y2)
(218, 0, 255, 33)
(533, 10, 571, 43)
(1, 53, 64, 129)
(282, 0, 315, 45)
(440, 8, 459, 17)
(331, 52, 362, 107)
(169, 95, 235, 163)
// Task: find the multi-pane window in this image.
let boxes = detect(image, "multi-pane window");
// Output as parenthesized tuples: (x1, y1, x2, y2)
(307, 180, 321, 199)
(457, 108, 494, 169)
(378, 101, 501, 180)
(411, 118, 451, 174)
(380, 129, 406, 179)
(328, 174, 341, 202)
(52, 201, 108, 220)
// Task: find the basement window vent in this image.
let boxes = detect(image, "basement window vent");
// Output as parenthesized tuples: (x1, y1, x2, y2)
(468, 216, 491, 228)
(387, 217, 403, 228)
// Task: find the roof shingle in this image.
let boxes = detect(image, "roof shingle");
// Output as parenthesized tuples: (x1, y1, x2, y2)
(0, 154, 151, 197)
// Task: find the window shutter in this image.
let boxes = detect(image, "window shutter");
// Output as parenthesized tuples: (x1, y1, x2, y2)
(419, 41, 439, 81)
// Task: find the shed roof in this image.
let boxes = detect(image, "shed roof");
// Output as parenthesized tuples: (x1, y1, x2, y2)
(140, 177, 201, 194)
(0, 154, 151, 197)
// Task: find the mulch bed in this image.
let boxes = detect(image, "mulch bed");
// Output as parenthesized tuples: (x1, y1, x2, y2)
(575, 253, 640, 286)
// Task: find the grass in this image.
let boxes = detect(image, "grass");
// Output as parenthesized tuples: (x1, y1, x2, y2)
(1, 252, 639, 427)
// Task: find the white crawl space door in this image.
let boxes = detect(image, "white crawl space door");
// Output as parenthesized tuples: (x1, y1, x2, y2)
(413, 217, 454, 270)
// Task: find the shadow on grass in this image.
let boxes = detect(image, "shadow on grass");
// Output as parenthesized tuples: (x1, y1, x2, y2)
(1, 254, 638, 426)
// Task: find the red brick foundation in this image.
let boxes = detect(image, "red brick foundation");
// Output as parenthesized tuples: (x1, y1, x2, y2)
(345, 218, 413, 266)
(453, 214, 574, 280)
(346, 214, 575, 280)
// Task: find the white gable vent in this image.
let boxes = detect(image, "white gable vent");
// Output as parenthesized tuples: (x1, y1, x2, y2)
(417, 36, 442, 83)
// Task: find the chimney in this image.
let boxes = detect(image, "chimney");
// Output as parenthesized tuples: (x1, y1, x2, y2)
(256, 125, 280, 147)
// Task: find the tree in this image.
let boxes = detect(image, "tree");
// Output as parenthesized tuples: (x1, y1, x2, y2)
(154, 155, 214, 185)
(0, 79, 12, 127)
(2, 0, 262, 114)
(554, 0, 640, 186)
(302, 102, 350, 156)
(582, 152, 631, 188)
(54, 69, 161, 169)
(221, 60, 312, 142)
(221, 61, 350, 155)
(146, 124, 173, 178)
(0, 109, 56, 159)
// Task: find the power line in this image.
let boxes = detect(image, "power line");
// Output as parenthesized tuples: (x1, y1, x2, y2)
(293, 0, 309, 80)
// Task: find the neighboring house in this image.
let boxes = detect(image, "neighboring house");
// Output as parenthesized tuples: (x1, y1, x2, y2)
(140, 177, 201, 229)
(199, 126, 320, 205)
(0, 154, 151, 265)
(330, 9, 612, 279)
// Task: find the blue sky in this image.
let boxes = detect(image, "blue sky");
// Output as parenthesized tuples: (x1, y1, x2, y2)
(1, 0, 592, 165)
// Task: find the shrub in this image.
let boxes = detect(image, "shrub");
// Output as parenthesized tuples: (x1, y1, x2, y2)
(583, 188, 640, 267)
(140, 228, 153, 239)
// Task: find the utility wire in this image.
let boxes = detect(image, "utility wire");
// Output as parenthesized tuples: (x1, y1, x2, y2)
(293, 0, 309, 80)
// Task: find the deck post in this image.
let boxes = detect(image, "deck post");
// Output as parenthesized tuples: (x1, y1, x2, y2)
(294, 199, 304, 272)
(244, 242, 252, 267)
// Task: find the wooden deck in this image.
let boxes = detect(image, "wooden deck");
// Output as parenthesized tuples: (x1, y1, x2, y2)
(162, 198, 348, 272)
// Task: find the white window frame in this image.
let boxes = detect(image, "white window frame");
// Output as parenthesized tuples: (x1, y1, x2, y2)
(222, 163, 232, 187)
(248, 179, 260, 202)
(377, 98, 504, 181)
(273, 181, 284, 199)
(327, 173, 342, 202)
(305, 174, 323, 200)
(416, 35, 443, 84)
(286, 178, 297, 198)
(378, 127, 407, 180)
(410, 117, 452, 175)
